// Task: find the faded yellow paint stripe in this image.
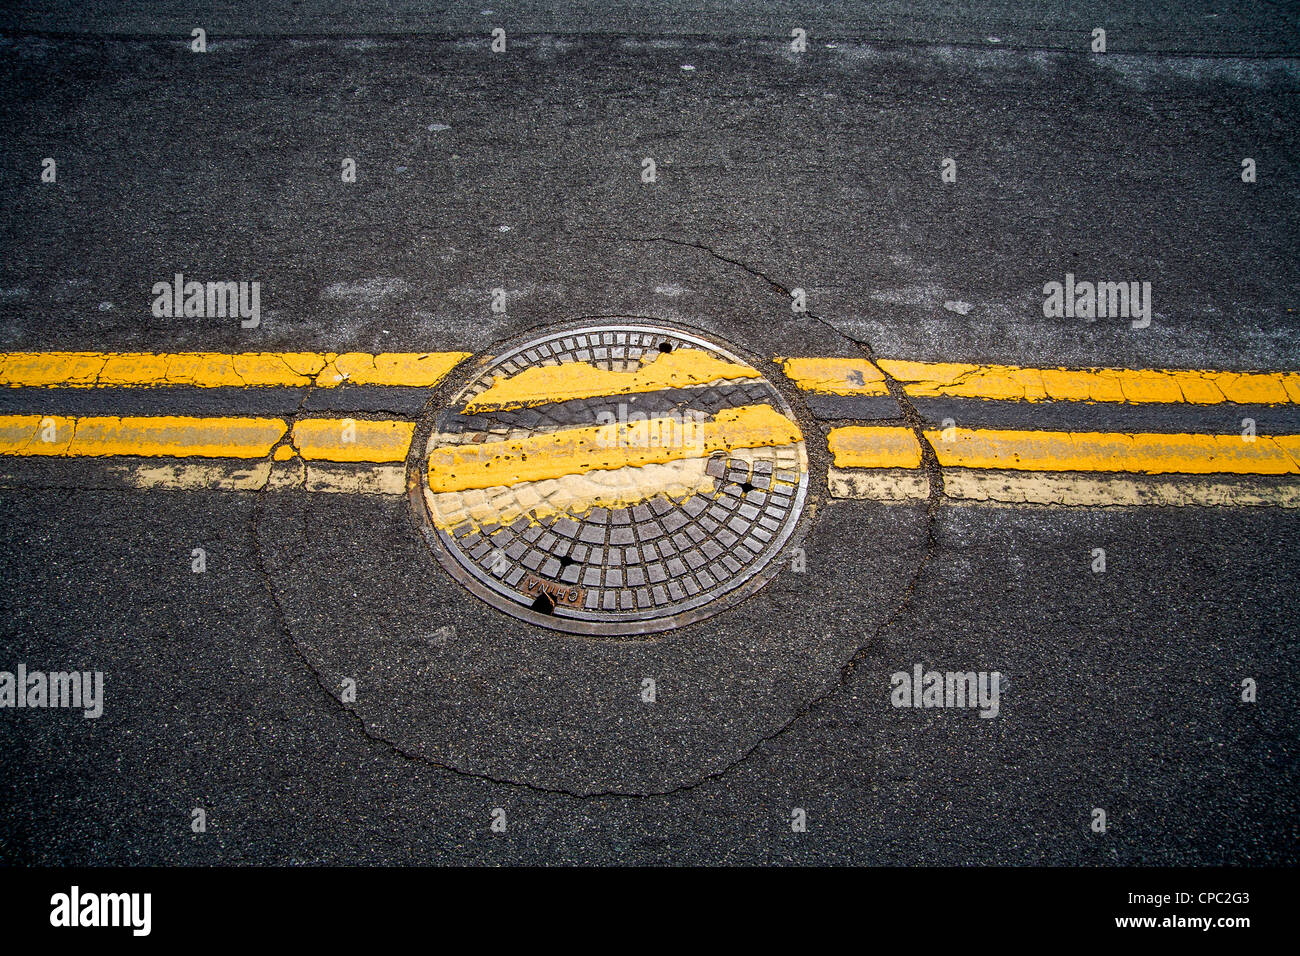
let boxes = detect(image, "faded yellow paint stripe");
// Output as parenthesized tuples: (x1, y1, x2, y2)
(830, 425, 1300, 475)
(429, 404, 802, 493)
(827, 467, 1300, 508)
(0, 414, 286, 458)
(291, 418, 415, 463)
(0, 459, 408, 494)
(465, 347, 760, 412)
(0, 352, 469, 389)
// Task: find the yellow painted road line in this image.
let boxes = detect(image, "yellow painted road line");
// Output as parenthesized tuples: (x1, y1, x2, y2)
(122, 460, 406, 494)
(830, 425, 1300, 475)
(8, 352, 1296, 404)
(316, 352, 469, 387)
(428, 404, 803, 493)
(0, 351, 469, 389)
(828, 425, 924, 468)
(290, 418, 415, 463)
(777, 357, 891, 396)
(780, 357, 1300, 404)
(935, 428, 1300, 474)
(464, 348, 760, 412)
(0, 415, 417, 463)
(879, 360, 1300, 404)
(0, 414, 287, 458)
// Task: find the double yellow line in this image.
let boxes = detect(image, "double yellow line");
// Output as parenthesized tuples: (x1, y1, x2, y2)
(0, 351, 465, 493)
(781, 357, 1300, 405)
(781, 357, 1300, 506)
(1, 350, 1298, 506)
(0, 350, 468, 389)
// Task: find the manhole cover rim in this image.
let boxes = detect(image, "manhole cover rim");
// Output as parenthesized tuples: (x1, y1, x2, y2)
(408, 321, 812, 637)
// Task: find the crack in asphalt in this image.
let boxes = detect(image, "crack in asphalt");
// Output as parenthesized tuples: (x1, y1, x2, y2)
(249, 238, 952, 798)
(247, 381, 590, 797)
(610, 239, 949, 681)
(245, 373, 656, 798)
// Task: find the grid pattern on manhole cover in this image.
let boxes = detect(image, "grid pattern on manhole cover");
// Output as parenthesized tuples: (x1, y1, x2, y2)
(415, 325, 809, 635)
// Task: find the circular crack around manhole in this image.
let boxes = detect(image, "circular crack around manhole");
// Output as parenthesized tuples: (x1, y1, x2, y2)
(410, 323, 810, 635)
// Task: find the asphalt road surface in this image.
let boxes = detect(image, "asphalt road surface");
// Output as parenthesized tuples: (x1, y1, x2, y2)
(0, 2, 1296, 866)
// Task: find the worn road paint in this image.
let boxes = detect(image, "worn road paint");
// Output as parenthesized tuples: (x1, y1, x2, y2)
(121, 461, 275, 491)
(830, 425, 1300, 475)
(0, 351, 469, 389)
(303, 463, 407, 494)
(428, 404, 802, 493)
(0, 414, 287, 458)
(0, 459, 409, 494)
(0, 414, 415, 463)
(828, 466, 1300, 508)
(777, 357, 891, 396)
(780, 357, 1300, 404)
(464, 347, 760, 412)
(425, 457, 718, 532)
(827, 426, 924, 469)
(11, 351, 1294, 405)
(5, 347, 1297, 517)
(422, 443, 802, 533)
(314, 352, 469, 387)
(879, 360, 1300, 405)
(291, 418, 415, 463)
(827, 467, 930, 502)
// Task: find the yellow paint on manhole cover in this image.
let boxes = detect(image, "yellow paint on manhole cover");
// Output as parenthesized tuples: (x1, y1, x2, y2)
(411, 324, 811, 635)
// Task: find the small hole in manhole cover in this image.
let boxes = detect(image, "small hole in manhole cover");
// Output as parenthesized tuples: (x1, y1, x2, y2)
(414, 323, 810, 636)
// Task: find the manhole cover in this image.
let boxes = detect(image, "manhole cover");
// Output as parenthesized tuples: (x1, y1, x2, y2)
(411, 323, 810, 635)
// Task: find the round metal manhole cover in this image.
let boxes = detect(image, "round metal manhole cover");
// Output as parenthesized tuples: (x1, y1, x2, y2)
(411, 324, 810, 635)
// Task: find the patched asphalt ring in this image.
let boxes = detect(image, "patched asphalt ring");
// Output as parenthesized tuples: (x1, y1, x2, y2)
(3, 492, 1293, 864)
(256, 492, 927, 795)
(251, 261, 934, 794)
